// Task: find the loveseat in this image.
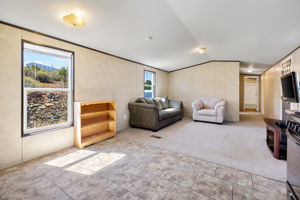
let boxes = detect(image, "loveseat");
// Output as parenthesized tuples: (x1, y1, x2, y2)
(191, 97, 226, 124)
(128, 97, 183, 131)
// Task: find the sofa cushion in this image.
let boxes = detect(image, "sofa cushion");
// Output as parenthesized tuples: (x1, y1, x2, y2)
(159, 108, 181, 120)
(160, 96, 169, 109)
(154, 98, 163, 110)
(197, 109, 217, 116)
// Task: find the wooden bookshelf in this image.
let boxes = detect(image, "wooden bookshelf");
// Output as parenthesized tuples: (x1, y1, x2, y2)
(74, 101, 116, 148)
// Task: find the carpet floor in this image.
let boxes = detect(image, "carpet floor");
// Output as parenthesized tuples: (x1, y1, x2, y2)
(119, 114, 287, 182)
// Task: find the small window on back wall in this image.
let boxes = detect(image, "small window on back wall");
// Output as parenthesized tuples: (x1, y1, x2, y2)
(22, 42, 74, 135)
(144, 70, 156, 98)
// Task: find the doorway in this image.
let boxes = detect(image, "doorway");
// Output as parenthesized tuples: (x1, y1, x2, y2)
(243, 76, 259, 112)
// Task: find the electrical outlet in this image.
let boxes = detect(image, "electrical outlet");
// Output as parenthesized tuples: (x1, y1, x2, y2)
(124, 115, 127, 120)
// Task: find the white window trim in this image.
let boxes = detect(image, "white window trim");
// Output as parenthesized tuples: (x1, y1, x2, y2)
(23, 42, 74, 135)
(144, 70, 156, 98)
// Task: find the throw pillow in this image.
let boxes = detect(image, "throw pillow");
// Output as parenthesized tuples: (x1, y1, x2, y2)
(154, 98, 163, 110)
(160, 96, 169, 109)
(195, 100, 204, 110)
(136, 97, 147, 103)
(145, 98, 155, 105)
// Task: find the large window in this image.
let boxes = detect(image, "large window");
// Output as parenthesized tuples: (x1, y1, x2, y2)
(144, 70, 156, 98)
(22, 42, 74, 135)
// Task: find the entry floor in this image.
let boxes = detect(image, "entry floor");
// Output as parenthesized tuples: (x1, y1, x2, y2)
(0, 137, 286, 200)
(120, 114, 286, 182)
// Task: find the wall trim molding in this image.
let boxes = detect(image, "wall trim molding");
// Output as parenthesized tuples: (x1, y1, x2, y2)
(169, 60, 240, 73)
(262, 45, 300, 75)
(0, 20, 168, 73)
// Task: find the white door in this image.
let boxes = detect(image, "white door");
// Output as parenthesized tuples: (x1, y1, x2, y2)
(244, 76, 259, 111)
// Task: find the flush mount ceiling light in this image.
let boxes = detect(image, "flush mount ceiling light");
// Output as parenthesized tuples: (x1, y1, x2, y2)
(63, 13, 86, 27)
(145, 36, 154, 40)
(198, 47, 207, 54)
(247, 69, 253, 72)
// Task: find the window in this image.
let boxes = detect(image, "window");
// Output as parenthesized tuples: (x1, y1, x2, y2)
(144, 70, 156, 98)
(22, 42, 74, 135)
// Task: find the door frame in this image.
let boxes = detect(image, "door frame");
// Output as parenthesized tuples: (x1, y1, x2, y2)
(244, 76, 260, 112)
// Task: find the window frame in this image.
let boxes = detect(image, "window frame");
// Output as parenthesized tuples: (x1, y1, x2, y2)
(143, 70, 156, 98)
(21, 40, 75, 137)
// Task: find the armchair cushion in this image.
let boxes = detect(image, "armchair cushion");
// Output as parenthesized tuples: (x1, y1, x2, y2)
(195, 100, 204, 110)
(201, 98, 223, 109)
(197, 109, 217, 116)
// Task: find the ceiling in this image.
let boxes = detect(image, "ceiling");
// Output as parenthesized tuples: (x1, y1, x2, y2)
(0, 0, 300, 74)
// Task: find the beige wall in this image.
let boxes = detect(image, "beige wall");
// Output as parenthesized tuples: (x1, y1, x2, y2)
(168, 62, 240, 121)
(0, 23, 169, 169)
(261, 48, 300, 119)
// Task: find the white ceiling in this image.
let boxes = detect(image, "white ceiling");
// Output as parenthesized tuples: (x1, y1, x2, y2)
(0, 0, 300, 73)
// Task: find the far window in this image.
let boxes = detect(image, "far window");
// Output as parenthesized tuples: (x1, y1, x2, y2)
(144, 70, 156, 98)
(22, 42, 74, 135)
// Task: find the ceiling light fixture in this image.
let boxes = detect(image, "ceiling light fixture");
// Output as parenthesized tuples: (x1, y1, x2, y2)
(63, 13, 86, 27)
(247, 69, 253, 73)
(198, 47, 207, 54)
(145, 36, 154, 40)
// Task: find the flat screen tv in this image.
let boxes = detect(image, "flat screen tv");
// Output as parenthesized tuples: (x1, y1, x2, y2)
(281, 71, 300, 103)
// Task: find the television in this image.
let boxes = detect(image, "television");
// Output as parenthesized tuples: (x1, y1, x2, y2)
(281, 71, 300, 103)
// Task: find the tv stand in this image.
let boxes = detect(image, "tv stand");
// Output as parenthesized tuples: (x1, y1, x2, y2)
(264, 118, 287, 160)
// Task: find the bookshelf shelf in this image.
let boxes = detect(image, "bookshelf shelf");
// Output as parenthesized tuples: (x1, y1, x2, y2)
(74, 101, 116, 148)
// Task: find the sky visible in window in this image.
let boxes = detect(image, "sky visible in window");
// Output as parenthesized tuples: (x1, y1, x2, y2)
(24, 51, 69, 69)
(144, 72, 154, 83)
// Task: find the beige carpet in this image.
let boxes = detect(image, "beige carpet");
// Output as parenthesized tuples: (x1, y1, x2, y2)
(119, 114, 287, 182)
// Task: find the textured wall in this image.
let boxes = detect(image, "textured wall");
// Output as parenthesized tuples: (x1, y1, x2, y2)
(168, 62, 240, 121)
(0, 23, 169, 169)
(261, 48, 300, 119)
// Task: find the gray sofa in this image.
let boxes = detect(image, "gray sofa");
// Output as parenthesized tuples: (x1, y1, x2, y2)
(128, 97, 183, 131)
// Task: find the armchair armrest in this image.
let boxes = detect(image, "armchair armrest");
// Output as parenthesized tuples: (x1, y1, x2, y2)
(214, 100, 225, 110)
(169, 100, 183, 109)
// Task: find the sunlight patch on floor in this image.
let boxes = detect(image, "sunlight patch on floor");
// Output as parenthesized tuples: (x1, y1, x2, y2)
(66, 152, 126, 175)
(44, 150, 96, 167)
(44, 150, 126, 175)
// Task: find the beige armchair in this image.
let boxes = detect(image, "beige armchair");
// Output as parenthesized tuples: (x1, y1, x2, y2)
(191, 97, 226, 124)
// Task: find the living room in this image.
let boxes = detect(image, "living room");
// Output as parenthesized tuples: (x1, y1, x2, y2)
(0, 1, 300, 200)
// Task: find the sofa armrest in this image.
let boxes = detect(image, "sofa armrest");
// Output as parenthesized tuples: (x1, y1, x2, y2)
(169, 100, 183, 109)
(128, 103, 159, 130)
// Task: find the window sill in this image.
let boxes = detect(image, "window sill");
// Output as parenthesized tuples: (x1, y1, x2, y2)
(22, 124, 73, 137)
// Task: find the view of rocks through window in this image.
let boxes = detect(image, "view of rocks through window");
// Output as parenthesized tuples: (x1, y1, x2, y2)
(27, 91, 68, 128)
(23, 43, 71, 130)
